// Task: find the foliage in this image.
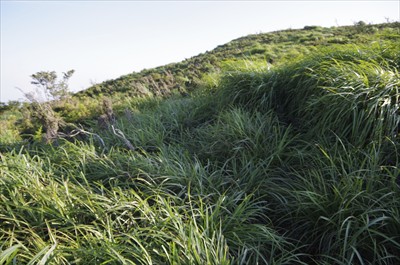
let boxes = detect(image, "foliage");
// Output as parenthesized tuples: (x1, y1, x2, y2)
(1, 22, 400, 264)
(30, 70, 75, 101)
(16, 70, 75, 143)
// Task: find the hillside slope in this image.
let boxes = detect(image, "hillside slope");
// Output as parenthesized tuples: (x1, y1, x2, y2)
(1, 22, 400, 264)
(78, 22, 399, 99)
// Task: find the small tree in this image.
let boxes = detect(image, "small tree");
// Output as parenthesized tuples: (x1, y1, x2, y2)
(30, 70, 75, 101)
(20, 70, 74, 143)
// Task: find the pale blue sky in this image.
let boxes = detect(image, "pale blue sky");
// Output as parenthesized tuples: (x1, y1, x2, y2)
(1, 0, 399, 102)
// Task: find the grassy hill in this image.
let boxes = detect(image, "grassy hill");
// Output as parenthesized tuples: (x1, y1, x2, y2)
(1, 22, 400, 264)
(78, 22, 399, 99)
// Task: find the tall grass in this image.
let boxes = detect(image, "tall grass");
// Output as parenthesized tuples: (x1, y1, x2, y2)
(218, 42, 400, 147)
(1, 42, 399, 264)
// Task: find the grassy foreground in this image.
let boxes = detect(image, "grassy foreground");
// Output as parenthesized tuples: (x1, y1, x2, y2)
(1, 42, 400, 264)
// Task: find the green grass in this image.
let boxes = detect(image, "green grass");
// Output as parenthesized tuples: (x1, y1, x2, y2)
(1, 28, 400, 264)
(68, 22, 399, 100)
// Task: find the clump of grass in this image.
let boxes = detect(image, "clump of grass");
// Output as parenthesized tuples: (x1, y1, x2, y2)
(218, 42, 400, 146)
(1, 132, 304, 264)
(211, 41, 400, 263)
(192, 108, 297, 168)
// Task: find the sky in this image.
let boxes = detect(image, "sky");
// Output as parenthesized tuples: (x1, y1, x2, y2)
(1, 0, 399, 103)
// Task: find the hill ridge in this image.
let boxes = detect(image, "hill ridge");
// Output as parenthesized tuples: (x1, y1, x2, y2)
(77, 22, 399, 99)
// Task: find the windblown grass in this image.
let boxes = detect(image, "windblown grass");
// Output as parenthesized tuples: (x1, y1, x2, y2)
(1, 42, 399, 264)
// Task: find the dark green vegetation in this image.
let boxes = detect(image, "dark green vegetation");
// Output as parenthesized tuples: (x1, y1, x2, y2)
(1, 22, 400, 264)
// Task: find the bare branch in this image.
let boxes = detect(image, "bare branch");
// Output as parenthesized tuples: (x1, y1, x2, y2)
(111, 125, 136, 151)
